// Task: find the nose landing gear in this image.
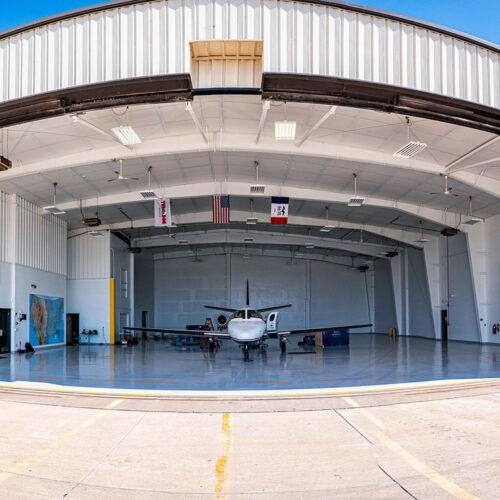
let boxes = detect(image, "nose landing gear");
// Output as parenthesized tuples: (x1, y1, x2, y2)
(280, 338, 287, 353)
(242, 345, 250, 362)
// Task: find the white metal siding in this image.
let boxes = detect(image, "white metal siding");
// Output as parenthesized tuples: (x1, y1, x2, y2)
(14, 196, 67, 275)
(0, 0, 498, 108)
(0, 191, 15, 263)
(67, 232, 111, 280)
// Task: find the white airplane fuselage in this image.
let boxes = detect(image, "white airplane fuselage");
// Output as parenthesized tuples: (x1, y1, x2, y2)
(227, 309, 267, 344)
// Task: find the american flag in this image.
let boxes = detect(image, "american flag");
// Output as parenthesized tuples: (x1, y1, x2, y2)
(212, 195, 230, 223)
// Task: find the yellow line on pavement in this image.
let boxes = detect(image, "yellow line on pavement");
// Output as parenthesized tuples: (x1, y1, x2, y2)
(215, 413, 233, 498)
(342, 396, 386, 429)
(343, 397, 479, 500)
(0, 399, 123, 484)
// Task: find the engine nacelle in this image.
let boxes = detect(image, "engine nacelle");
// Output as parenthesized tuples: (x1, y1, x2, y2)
(216, 314, 228, 330)
(266, 312, 279, 337)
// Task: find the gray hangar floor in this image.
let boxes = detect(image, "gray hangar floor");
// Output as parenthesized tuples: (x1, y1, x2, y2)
(1, 334, 499, 391)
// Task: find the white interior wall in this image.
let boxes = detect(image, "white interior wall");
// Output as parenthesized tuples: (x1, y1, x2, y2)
(0, 193, 67, 351)
(66, 232, 111, 344)
(440, 234, 481, 342)
(485, 215, 500, 343)
(13, 265, 66, 350)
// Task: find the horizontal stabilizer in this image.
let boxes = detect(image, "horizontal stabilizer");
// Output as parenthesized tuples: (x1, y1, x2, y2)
(257, 304, 292, 313)
(204, 305, 238, 313)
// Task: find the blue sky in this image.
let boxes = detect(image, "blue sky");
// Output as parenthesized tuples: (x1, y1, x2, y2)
(0, 0, 498, 45)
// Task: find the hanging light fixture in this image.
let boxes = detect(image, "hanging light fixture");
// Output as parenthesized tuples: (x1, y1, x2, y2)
(275, 102, 296, 140)
(414, 220, 430, 243)
(320, 206, 335, 232)
(43, 183, 66, 215)
(348, 174, 365, 206)
(462, 196, 483, 225)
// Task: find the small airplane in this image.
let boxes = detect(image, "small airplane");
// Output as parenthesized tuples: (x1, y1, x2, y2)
(124, 281, 371, 361)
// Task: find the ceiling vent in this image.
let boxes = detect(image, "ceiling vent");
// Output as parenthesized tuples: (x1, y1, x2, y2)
(0, 156, 12, 171)
(393, 141, 427, 158)
(244, 237, 254, 243)
(178, 239, 189, 245)
(127, 247, 142, 253)
(250, 185, 265, 194)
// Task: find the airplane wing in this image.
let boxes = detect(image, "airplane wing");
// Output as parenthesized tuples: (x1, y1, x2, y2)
(275, 323, 372, 337)
(257, 304, 292, 313)
(123, 326, 230, 339)
(203, 305, 238, 313)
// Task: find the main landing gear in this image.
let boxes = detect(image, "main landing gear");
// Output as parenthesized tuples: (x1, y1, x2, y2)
(280, 338, 287, 353)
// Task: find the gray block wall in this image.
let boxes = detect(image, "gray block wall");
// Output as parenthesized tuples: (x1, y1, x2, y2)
(152, 254, 379, 332)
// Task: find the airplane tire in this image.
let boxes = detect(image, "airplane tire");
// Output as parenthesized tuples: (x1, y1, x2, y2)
(209, 340, 215, 352)
(280, 340, 286, 353)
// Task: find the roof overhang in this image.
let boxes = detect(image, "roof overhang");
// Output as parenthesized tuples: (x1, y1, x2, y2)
(262, 73, 500, 135)
(0, 74, 193, 128)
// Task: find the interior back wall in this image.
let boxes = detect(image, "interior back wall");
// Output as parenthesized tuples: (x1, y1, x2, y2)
(153, 254, 379, 332)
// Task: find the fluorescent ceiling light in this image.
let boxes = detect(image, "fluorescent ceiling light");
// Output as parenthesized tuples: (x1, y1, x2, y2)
(243, 253, 250, 259)
(275, 120, 296, 140)
(246, 217, 258, 224)
(393, 141, 427, 158)
(43, 205, 66, 215)
(305, 243, 315, 249)
(178, 239, 188, 245)
(139, 190, 157, 199)
(295, 252, 304, 258)
(320, 225, 335, 232)
(111, 126, 142, 145)
(348, 197, 365, 207)
(462, 216, 482, 225)
(89, 230, 103, 237)
(244, 237, 254, 243)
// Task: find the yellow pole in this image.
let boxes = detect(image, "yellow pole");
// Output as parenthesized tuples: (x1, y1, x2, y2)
(110, 279, 115, 344)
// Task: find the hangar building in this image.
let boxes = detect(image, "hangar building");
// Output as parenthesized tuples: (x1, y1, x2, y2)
(0, 0, 499, 387)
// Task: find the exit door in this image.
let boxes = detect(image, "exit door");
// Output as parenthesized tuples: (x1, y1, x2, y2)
(0, 309, 11, 353)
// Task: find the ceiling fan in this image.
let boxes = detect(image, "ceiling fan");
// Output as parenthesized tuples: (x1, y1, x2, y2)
(429, 174, 459, 197)
(107, 159, 139, 182)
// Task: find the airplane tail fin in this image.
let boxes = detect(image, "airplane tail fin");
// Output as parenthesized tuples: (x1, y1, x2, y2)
(246, 280, 250, 307)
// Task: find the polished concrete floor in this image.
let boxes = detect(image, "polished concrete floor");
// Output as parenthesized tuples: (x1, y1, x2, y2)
(0, 384, 499, 499)
(1, 334, 499, 390)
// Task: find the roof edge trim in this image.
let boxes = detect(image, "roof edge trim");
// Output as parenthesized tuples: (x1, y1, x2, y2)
(0, 0, 498, 54)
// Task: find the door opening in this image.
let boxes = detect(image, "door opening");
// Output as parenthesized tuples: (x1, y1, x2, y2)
(66, 313, 80, 345)
(0, 309, 11, 353)
(441, 309, 448, 341)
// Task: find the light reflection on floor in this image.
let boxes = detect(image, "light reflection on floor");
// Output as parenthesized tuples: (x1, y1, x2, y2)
(0, 334, 499, 390)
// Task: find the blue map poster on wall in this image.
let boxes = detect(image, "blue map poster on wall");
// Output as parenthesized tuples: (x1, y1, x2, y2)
(29, 294, 64, 346)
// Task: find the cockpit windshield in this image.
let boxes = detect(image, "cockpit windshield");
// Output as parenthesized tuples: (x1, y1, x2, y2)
(247, 310, 262, 319)
(231, 310, 245, 319)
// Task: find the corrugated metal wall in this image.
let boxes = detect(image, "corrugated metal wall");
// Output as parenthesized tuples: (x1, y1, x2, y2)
(0, 192, 67, 274)
(0, 191, 15, 263)
(15, 196, 67, 275)
(0, 0, 498, 107)
(67, 232, 111, 280)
